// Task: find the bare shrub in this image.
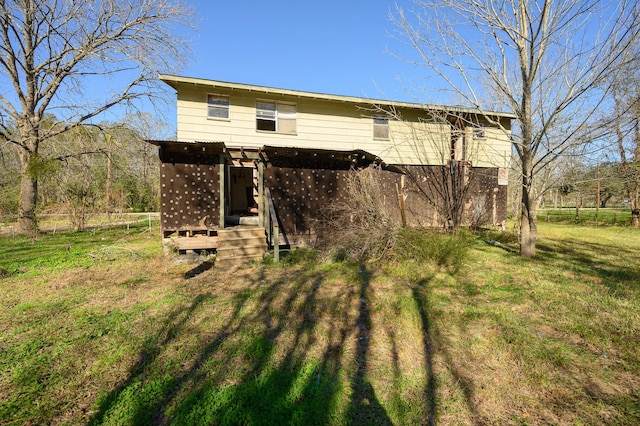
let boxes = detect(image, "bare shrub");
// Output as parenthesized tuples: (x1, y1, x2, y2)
(470, 194, 488, 229)
(314, 166, 402, 261)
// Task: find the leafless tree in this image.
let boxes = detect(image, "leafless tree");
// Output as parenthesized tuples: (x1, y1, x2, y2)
(609, 51, 640, 227)
(0, 0, 193, 235)
(393, 0, 640, 256)
(381, 107, 504, 230)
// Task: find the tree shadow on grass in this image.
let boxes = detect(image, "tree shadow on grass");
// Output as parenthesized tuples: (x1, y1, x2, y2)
(88, 292, 221, 425)
(85, 247, 517, 425)
(411, 279, 486, 425)
(88, 262, 400, 425)
(345, 265, 392, 426)
(536, 238, 640, 299)
(410, 284, 438, 426)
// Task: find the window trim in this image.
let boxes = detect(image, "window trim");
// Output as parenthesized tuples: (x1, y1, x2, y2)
(207, 94, 230, 120)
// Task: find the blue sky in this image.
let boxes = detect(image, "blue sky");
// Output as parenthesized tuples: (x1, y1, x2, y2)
(178, 0, 423, 103)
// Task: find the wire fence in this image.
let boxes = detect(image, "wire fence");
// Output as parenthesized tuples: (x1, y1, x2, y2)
(538, 208, 632, 226)
(0, 212, 160, 236)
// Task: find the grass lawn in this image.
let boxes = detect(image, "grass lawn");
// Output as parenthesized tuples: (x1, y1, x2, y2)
(0, 222, 638, 424)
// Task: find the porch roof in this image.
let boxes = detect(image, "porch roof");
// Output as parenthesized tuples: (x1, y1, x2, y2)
(146, 140, 402, 172)
(146, 140, 226, 150)
(261, 145, 403, 172)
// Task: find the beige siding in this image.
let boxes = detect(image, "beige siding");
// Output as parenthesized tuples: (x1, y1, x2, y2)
(383, 120, 451, 165)
(173, 82, 511, 167)
(467, 127, 512, 168)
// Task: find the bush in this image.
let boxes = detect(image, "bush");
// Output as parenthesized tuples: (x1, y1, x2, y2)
(314, 166, 401, 262)
(392, 227, 472, 273)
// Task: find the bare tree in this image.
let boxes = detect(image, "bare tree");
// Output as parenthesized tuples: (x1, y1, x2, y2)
(378, 107, 508, 230)
(610, 57, 640, 227)
(0, 0, 193, 235)
(393, 0, 640, 256)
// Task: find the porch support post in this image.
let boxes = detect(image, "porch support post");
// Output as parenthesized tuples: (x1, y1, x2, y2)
(219, 154, 226, 228)
(258, 160, 264, 228)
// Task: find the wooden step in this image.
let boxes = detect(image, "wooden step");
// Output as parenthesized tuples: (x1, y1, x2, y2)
(176, 235, 218, 250)
(217, 227, 266, 240)
(216, 235, 265, 248)
(215, 227, 267, 268)
(217, 243, 268, 258)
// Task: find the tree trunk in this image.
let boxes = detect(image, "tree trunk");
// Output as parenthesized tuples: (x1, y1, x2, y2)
(520, 188, 538, 257)
(105, 135, 112, 216)
(18, 150, 39, 236)
(520, 147, 537, 257)
(632, 176, 639, 228)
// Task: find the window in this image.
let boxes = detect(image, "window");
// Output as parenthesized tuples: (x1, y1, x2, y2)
(473, 127, 486, 140)
(207, 94, 229, 119)
(256, 102, 296, 133)
(277, 104, 297, 133)
(373, 117, 389, 139)
(256, 102, 276, 131)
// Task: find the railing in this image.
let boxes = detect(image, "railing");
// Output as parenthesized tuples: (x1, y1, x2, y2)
(264, 188, 280, 262)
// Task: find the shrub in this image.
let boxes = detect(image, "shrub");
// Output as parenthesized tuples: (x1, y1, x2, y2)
(313, 166, 401, 262)
(392, 227, 472, 273)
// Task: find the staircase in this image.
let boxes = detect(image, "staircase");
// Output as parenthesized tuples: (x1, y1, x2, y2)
(215, 227, 267, 269)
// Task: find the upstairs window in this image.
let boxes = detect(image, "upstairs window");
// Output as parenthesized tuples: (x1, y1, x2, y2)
(256, 102, 276, 131)
(473, 126, 486, 140)
(277, 104, 297, 133)
(373, 117, 389, 140)
(207, 94, 229, 119)
(256, 102, 297, 133)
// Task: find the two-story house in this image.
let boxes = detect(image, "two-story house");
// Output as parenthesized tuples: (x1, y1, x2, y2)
(150, 75, 513, 263)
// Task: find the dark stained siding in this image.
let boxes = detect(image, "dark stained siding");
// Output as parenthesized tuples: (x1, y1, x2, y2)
(265, 167, 351, 235)
(400, 165, 507, 227)
(159, 145, 220, 234)
(156, 148, 506, 238)
(265, 164, 506, 237)
(468, 167, 508, 225)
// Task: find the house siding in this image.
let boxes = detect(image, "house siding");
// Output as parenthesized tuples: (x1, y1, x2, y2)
(153, 76, 513, 249)
(172, 81, 512, 168)
(158, 145, 220, 234)
(263, 164, 507, 237)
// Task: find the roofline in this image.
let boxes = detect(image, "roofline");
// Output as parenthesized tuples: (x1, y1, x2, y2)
(159, 74, 517, 119)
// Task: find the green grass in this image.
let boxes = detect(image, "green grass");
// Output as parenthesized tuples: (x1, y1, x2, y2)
(0, 220, 158, 277)
(0, 222, 639, 424)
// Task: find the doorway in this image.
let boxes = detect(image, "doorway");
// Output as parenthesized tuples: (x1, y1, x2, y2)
(228, 165, 258, 215)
